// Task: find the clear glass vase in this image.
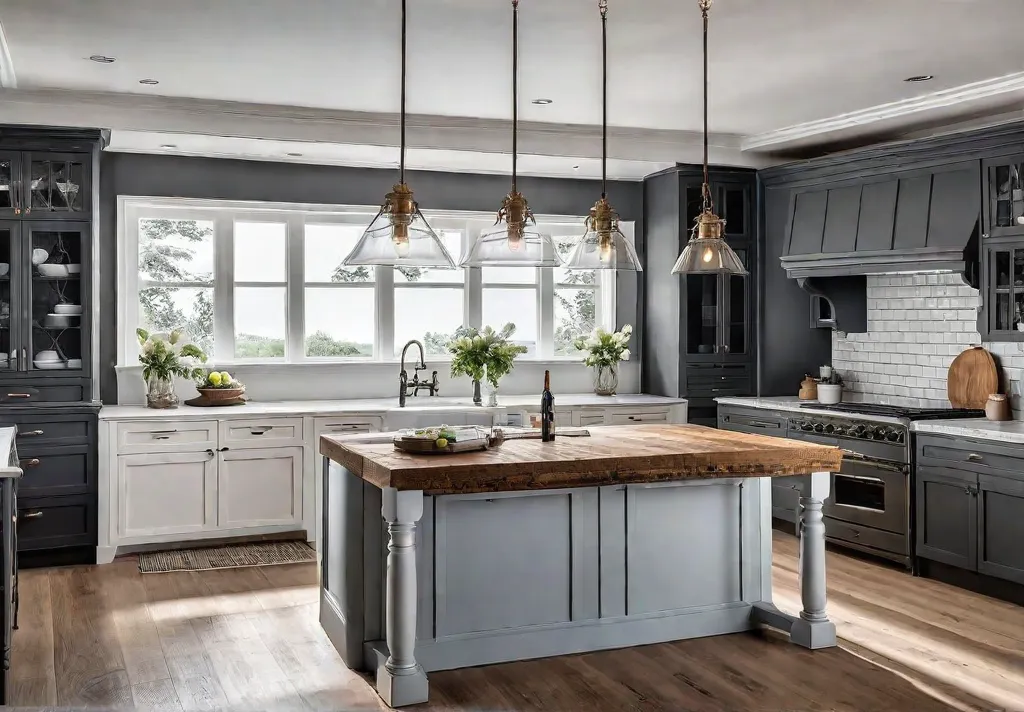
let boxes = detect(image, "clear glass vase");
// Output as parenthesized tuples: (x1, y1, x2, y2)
(593, 363, 618, 396)
(486, 382, 499, 408)
(146, 374, 179, 409)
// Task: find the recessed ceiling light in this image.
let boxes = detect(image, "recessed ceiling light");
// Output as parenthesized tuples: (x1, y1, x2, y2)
(139, 78, 159, 85)
(286, 152, 303, 157)
(904, 75, 934, 82)
(89, 55, 115, 64)
(531, 98, 553, 105)
(159, 144, 177, 149)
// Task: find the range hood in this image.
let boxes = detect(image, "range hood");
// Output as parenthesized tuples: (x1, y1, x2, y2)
(780, 161, 980, 282)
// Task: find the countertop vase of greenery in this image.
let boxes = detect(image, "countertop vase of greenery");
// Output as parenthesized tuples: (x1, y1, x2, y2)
(137, 328, 208, 409)
(449, 324, 527, 406)
(574, 325, 632, 396)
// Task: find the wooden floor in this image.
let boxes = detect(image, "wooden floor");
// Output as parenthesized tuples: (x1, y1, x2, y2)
(9, 532, 1024, 711)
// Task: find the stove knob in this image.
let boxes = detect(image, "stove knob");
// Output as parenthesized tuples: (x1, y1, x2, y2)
(872, 428, 886, 440)
(802, 422, 814, 432)
(887, 430, 901, 442)
(824, 423, 835, 434)
(813, 423, 824, 433)
(853, 424, 866, 437)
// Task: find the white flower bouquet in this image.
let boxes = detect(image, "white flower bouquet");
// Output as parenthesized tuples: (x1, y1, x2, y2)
(573, 325, 632, 395)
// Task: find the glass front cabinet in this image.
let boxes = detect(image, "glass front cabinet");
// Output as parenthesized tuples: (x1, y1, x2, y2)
(0, 150, 90, 220)
(982, 155, 1024, 341)
(0, 220, 90, 381)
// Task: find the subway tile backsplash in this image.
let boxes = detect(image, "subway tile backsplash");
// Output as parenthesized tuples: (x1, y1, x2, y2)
(832, 273, 1023, 416)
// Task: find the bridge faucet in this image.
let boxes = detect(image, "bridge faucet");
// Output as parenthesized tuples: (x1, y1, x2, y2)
(399, 340, 438, 407)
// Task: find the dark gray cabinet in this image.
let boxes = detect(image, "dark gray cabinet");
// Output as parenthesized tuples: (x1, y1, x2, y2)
(916, 465, 977, 570)
(980, 155, 1024, 341)
(643, 166, 757, 426)
(983, 155, 1024, 240)
(977, 474, 1024, 584)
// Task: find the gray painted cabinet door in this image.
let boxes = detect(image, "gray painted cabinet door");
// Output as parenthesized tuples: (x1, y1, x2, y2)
(977, 474, 1024, 585)
(915, 466, 977, 570)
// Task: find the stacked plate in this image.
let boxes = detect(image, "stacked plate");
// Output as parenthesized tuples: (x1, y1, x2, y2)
(33, 350, 65, 370)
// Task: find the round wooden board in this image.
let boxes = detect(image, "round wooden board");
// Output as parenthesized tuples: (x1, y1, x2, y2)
(947, 346, 999, 409)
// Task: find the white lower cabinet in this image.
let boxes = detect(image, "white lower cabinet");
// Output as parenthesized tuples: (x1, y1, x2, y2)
(118, 451, 217, 538)
(218, 447, 303, 528)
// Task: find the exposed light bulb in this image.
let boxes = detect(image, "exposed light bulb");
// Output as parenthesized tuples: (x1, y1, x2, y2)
(507, 227, 523, 252)
(702, 246, 714, 263)
(599, 239, 613, 265)
(393, 237, 411, 258)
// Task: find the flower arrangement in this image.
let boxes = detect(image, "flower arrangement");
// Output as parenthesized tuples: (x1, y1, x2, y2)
(573, 324, 632, 395)
(137, 328, 207, 408)
(449, 323, 527, 404)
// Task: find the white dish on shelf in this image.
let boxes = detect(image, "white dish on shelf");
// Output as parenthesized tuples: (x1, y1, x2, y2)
(65, 263, 81, 274)
(66, 358, 82, 369)
(0, 264, 8, 277)
(34, 349, 59, 362)
(31, 248, 48, 265)
(37, 264, 69, 278)
(54, 303, 82, 315)
(44, 313, 76, 329)
(33, 360, 67, 370)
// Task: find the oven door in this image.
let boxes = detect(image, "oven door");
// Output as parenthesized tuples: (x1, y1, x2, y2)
(822, 453, 908, 534)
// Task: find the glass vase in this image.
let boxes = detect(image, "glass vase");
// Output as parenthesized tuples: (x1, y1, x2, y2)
(146, 374, 179, 409)
(593, 363, 618, 396)
(486, 382, 499, 408)
(472, 379, 482, 406)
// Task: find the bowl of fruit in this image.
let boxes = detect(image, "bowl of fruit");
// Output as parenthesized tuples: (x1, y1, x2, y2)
(196, 371, 246, 403)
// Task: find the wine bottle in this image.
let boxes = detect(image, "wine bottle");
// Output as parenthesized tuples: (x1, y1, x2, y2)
(541, 369, 555, 442)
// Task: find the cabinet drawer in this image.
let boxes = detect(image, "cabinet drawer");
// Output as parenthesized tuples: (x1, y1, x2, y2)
(917, 436, 1022, 479)
(0, 383, 85, 403)
(687, 369, 751, 386)
(220, 417, 303, 449)
(313, 416, 383, 435)
(603, 409, 669, 426)
(824, 516, 908, 557)
(719, 409, 786, 436)
(687, 380, 751, 398)
(14, 417, 91, 447)
(18, 446, 90, 497)
(117, 420, 218, 454)
(17, 494, 95, 551)
(574, 410, 605, 427)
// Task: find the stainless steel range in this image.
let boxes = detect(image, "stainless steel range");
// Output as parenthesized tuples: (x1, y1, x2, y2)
(788, 403, 983, 568)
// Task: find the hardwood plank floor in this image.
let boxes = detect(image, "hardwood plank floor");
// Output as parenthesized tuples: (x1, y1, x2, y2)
(10, 533, 1024, 711)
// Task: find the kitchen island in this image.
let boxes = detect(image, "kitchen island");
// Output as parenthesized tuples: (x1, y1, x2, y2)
(318, 424, 843, 707)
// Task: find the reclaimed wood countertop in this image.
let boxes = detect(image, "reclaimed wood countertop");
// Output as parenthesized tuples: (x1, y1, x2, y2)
(320, 424, 842, 495)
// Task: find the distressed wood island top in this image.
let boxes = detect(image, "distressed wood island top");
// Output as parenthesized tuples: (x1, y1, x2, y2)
(319, 423, 842, 495)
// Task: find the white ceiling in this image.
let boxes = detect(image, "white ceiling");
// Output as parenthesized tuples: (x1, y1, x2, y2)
(2, 0, 1024, 173)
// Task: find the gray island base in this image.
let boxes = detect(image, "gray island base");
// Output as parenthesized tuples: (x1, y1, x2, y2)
(318, 424, 843, 707)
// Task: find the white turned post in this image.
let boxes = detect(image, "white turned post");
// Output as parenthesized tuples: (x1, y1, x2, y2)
(377, 487, 429, 707)
(790, 472, 837, 649)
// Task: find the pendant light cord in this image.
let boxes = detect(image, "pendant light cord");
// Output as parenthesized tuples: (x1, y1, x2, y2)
(600, 0, 608, 199)
(700, 0, 712, 213)
(511, 0, 519, 194)
(400, 0, 408, 185)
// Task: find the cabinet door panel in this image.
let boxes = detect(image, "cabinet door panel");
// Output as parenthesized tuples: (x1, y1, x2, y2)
(985, 156, 1024, 239)
(978, 474, 1024, 584)
(119, 451, 216, 537)
(218, 446, 302, 528)
(0, 152, 21, 217)
(17, 446, 90, 497)
(915, 466, 977, 570)
(22, 152, 90, 218)
(0, 221, 18, 373)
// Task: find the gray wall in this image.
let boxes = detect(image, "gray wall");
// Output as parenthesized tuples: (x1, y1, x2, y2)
(99, 153, 644, 403)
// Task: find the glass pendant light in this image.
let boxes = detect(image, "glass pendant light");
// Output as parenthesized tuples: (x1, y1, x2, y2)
(460, 0, 561, 268)
(671, 0, 747, 276)
(565, 0, 642, 273)
(342, 0, 455, 268)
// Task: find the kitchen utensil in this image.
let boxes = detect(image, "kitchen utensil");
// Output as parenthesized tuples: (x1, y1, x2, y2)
(799, 375, 818, 401)
(0, 264, 8, 277)
(948, 346, 999, 409)
(33, 360, 66, 370)
(31, 248, 48, 265)
(37, 264, 68, 278)
(34, 350, 59, 361)
(817, 383, 843, 404)
(65, 263, 81, 274)
(985, 394, 1011, 421)
(54, 303, 82, 315)
(819, 365, 832, 379)
(43, 313, 76, 329)
(66, 358, 82, 369)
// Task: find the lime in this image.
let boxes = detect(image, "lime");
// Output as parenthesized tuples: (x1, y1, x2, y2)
(208, 372, 222, 386)
(435, 438, 448, 448)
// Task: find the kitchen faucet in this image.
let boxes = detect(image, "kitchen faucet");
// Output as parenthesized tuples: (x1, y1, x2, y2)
(399, 339, 439, 407)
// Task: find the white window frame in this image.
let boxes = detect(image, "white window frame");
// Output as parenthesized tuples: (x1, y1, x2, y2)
(117, 196, 627, 366)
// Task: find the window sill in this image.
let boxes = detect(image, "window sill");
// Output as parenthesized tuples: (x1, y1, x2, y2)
(115, 356, 593, 371)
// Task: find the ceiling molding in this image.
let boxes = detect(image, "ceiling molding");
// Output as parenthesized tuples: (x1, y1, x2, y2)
(0, 21, 16, 89)
(0, 88, 770, 169)
(742, 71, 1024, 152)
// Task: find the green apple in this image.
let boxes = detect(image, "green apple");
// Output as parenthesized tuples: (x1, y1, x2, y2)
(207, 371, 222, 386)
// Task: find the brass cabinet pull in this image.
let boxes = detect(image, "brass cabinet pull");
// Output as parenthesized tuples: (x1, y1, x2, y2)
(20, 510, 43, 520)
(18, 430, 44, 437)
(6, 393, 31, 399)
(20, 458, 40, 468)
(966, 453, 983, 462)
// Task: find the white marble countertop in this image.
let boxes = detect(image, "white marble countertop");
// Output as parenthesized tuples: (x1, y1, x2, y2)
(912, 419, 1024, 444)
(714, 396, 906, 425)
(0, 426, 20, 478)
(99, 393, 686, 421)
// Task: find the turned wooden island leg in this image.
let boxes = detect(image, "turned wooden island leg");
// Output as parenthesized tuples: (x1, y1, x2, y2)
(790, 471, 837, 649)
(377, 487, 429, 707)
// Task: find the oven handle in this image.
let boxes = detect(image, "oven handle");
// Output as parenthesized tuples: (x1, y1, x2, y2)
(840, 449, 908, 475)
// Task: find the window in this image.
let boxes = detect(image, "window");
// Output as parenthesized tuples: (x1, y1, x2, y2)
(119, 198, 625, 365)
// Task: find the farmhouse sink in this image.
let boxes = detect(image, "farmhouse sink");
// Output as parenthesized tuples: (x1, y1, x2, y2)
(383, 405, 495, 431)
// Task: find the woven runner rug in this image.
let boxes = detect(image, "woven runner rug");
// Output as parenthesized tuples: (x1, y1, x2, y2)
(138, 540, 316, 573)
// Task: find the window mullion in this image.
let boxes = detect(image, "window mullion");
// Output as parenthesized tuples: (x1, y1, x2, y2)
(538, 266, 554, 359)
(466, 225, 482, 330)
(213, 215, 234, 361)
(377, 266, 395, 359)
(286, 215, 305, 362)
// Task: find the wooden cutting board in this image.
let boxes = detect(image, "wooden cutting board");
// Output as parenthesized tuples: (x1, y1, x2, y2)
(947, 346, 999, 409)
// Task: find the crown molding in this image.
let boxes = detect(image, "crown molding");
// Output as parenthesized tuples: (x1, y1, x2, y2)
(0, 21, 16, 89)
(742, 71, 1024, 152)
(0, 88, 769, 168)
